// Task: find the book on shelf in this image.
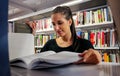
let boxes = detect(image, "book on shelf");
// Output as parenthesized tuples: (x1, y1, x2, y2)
(100, 50, 120, 63)
(35, 33, 56, 47)
(10, 51, 81, 69)
(76, 28, 117, 48)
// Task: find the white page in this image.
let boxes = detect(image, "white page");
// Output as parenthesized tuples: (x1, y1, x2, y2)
(39, 51, 82, 64)
(10, 51, 56, 67)
(20, 51, 56, 65)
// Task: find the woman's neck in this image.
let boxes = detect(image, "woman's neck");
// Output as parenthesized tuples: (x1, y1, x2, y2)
(61, 37, 71, 42)
(56, 37, 72, 47)
(56, 32, 73, 47)
(61, 32, 72, 42)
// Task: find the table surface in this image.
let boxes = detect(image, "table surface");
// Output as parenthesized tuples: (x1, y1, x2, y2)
(10, 62, 120, 76)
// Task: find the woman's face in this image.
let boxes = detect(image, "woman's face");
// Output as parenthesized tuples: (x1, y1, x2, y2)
(51, 13, 72, 37)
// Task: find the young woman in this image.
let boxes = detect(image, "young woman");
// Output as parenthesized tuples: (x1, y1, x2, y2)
(27, 6, 102, 64)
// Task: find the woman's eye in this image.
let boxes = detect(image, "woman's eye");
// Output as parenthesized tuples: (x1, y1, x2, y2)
(58, 22, 63, 25)
(52, 23, 55, 26)
(52, 21, 63, 26)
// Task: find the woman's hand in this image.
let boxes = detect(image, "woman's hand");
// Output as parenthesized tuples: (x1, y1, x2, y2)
(75, 49, 102, 64)
(26, 21, 36, 35)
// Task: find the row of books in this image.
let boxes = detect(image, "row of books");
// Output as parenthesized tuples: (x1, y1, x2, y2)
(34, 6, 112, 32)
(35, 18, 53, 31)
(73, 7, 112, 26)
(99, 50, 120, 63)
(77, 28, 117, 47)
(34, 33, 56, 46)
(35, 28, 117, 48)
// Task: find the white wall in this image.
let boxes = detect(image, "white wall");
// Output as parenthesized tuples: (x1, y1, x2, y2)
(8, 33, 34, 60)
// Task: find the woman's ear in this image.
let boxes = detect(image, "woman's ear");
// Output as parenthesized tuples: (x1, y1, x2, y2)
(68, 18, 72, 26)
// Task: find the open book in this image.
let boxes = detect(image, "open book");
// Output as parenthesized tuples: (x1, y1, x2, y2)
(10, 51, 82, 69)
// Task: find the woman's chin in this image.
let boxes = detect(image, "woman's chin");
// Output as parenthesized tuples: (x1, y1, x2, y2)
(58, 34, 65, 37)
(57, 32, 65, 37)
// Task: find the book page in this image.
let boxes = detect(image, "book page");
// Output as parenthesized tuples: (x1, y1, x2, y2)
(10, 51, 56, 66)
(22, 51, 56, 65)
(39, 51, 82, 64)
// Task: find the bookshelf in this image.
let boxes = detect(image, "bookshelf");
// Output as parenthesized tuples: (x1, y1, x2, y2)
(8, 21, 33, 33)
(94, 47, 119, 50)
(35, 21, 114, 34)
(34, 4, 120, 63)
(36, 28, 54, 34)
(35, 5, 118, 46)
(75, 21, 113, 30)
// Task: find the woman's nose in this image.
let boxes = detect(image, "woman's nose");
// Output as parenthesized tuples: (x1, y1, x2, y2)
(54, 25, 60, 30)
